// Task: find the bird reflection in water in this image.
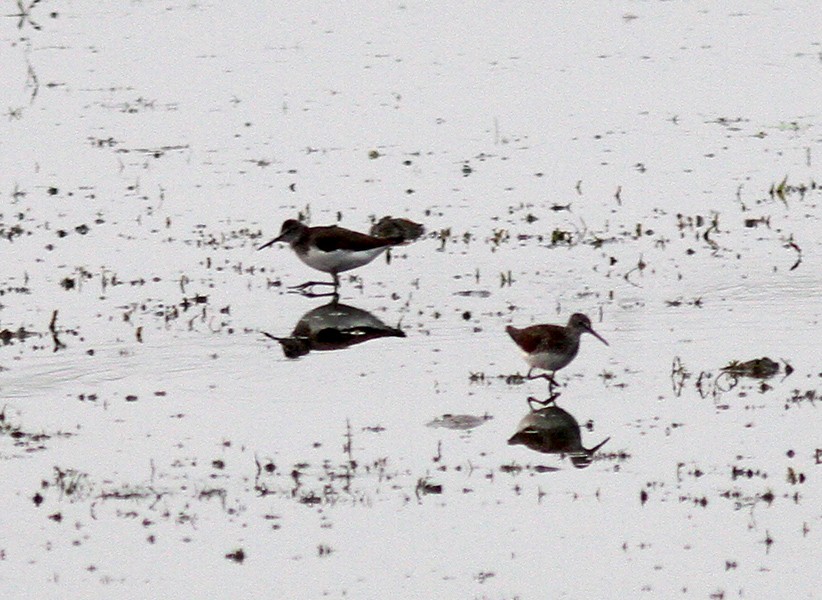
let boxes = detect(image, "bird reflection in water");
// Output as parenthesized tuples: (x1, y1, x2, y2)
(263, 300, 405, 358)
(507, 395, 610, 468)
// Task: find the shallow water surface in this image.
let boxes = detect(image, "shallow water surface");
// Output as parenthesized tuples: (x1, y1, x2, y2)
(1, 2, 820, 598)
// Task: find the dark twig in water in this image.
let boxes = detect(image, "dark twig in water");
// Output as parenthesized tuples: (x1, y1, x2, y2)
(49, 310, 66, 352)
(784, 236, 802, 271)
(702, 213, 720, 252)
(670, 356, 689, 397)
(26, 60, 39, 103)
(10, 0, 43, 31)
(343, 419, 354, 463)
(623, 255, 646, 287)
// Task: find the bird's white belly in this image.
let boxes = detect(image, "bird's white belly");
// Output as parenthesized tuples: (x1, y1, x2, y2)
(299, 246, 387, 274)
(525, 350, 575, 372)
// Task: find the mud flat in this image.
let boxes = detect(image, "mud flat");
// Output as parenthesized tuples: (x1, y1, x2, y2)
(1, 3, 819, 598)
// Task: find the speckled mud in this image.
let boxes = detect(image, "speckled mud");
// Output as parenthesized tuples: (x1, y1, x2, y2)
(1, 3, 820, 598)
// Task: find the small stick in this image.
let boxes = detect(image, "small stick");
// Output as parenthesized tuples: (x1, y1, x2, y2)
(49, 310, 66, 352)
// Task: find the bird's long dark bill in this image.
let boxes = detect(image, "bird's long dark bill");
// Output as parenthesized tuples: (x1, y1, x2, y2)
(589, 436, 611, 453)
(257, 234, 285, 251)
(587, 327, 609, 346)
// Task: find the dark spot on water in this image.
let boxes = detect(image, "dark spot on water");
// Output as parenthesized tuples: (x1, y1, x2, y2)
(416, 477, 442, 495)
(300, 493, 322, 505)
(225, 548, 245, 563)
(722, 357, 779, 379)
(532, 465, 560, 473)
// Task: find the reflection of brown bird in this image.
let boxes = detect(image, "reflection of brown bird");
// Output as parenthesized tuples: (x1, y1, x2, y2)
(263, 301, 405, 358)
(258, 219, 404, 292)
(506, 313, 608, 387)
(508, 397, 610, 468)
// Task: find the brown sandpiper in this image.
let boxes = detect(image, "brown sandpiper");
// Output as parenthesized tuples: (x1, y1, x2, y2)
(258, 219, 404, 292)
(506, 313, 608, 388)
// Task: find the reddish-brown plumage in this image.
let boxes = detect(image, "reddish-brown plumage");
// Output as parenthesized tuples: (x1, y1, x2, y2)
(506, 313, 608, 379)
(506, 324, 572, 354)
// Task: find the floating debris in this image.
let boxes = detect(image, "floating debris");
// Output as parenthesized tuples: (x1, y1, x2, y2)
(225, 549, 246, 564)
(369, 216, 425, 242)
(0, 326, 37, 346)
(426, 414, 492, 431)
(415, 477, 443, 496)
(453, 290, 491, 298)
(769, 176, 817, 201)
(721, 357, 780, 379)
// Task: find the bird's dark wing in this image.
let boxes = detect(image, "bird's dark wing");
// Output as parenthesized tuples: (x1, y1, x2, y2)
(313, 227, 401, 252)
(506, 325, 567, 353)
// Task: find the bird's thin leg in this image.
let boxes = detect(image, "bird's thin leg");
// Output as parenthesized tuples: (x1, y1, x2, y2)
(526, 370, 559, 388)
(287, 280, 338, 298)
(288, 280, 336, 291)
(527, 393, 561, 410)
